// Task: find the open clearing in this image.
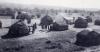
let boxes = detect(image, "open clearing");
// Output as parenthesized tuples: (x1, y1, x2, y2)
(0, 22, 100, 52)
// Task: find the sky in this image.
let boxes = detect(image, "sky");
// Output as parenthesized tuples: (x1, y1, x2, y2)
(0, 0, 100, 9)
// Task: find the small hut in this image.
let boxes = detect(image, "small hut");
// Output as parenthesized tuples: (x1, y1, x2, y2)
(40, 15, 53, 30)
(50, 15, 68, 31)
(1, 19, 30, 39)
(85, 16, 92, 23)
(95, 19, 100, 25)
(75, 28, 100, 47)
(74, 17, 88, 28)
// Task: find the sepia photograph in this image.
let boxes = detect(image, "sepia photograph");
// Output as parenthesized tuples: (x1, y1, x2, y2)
(0, 0, 100, 52)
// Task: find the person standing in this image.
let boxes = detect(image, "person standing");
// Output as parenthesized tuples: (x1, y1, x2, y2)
(0, 20, 2, 28)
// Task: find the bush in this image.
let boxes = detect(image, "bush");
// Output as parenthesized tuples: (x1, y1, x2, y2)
(74, 17, 88, 28)
(95, 19, 100, 25)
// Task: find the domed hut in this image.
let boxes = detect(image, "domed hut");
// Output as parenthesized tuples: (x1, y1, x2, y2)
(75, 28, 100, 47)
(85, 16, 92, 23)
(74, 17, 88, 28)
(50, 15, 69, 31)
(1, 19, 30, 39)
(95, 19, 100, 25)
(40, 15, 53, 30)
(1, 12, 35, 39)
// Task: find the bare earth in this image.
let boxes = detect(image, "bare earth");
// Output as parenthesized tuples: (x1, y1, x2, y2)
(0, 23, 100, 52)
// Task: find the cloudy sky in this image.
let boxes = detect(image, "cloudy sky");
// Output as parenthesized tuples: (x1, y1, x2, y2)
(0, 0, 100, 9)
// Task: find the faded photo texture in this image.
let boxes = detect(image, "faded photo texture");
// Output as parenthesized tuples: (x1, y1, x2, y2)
(0, 0, 100, 52)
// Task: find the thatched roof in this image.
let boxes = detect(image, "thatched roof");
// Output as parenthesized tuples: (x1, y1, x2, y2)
(54, 14, 68, 26)
(40, 15, 53, 25)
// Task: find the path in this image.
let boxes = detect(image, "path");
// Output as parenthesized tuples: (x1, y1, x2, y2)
(18, 26, 49, 40)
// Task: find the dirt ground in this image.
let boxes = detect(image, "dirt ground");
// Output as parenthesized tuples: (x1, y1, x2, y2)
(0, 22, 100, 52)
